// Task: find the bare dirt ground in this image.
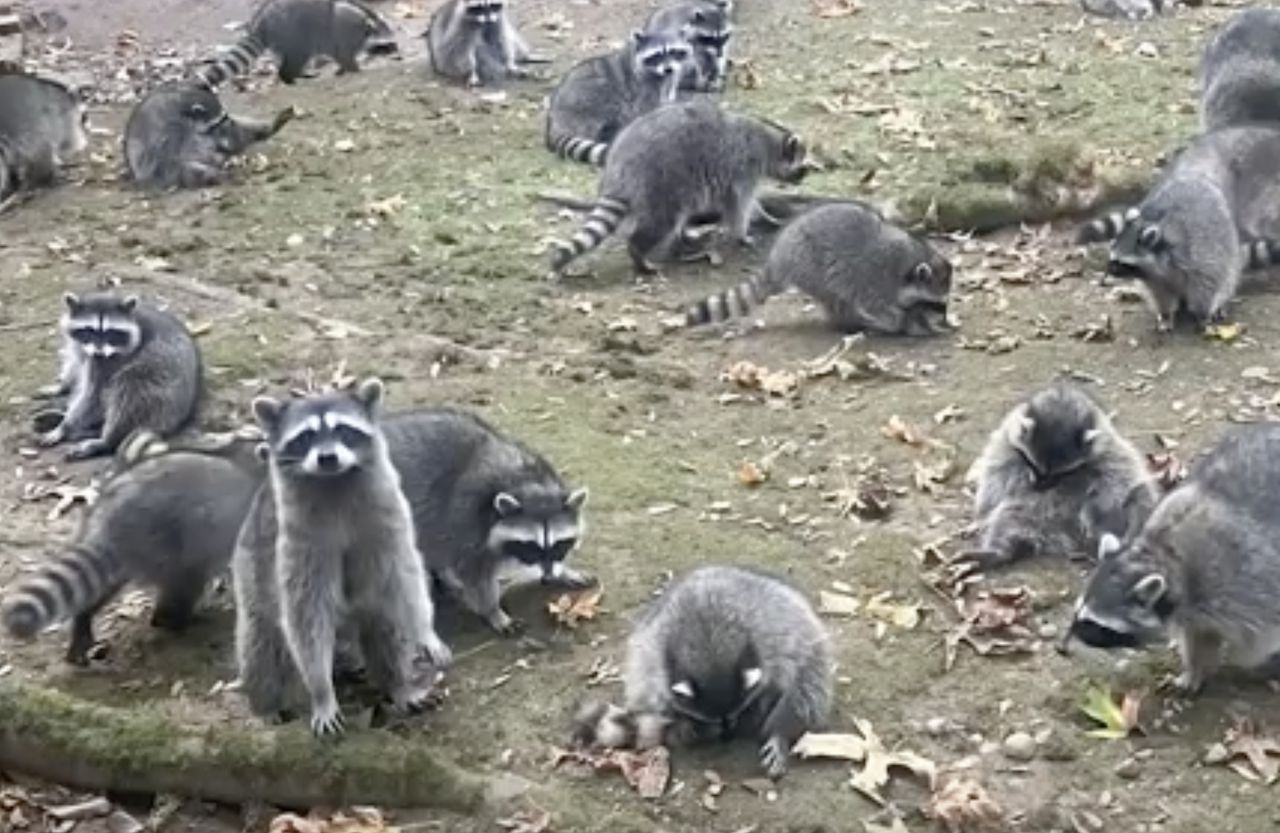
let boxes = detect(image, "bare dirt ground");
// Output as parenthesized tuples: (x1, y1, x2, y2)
(4, 0, 1280, 831)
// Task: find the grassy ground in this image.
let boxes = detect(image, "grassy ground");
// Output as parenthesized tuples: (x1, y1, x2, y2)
(4, 0, 1280, 831)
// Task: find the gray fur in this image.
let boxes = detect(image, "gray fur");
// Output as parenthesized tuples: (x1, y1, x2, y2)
(0, 433, 263, 665)
(382, 408, 591, 635)
(686, 201, 952, 334)
(643, 1, 733, 92)
(544, 30, 695, 166)
(426, 0, 537, 87)
(967, 383, 1157, 570)
(1067, 423, 1280, 694)
(232, 380, 450, 736)
(1076, 126, 1280, 330)
(196, 0, 397, 87)
(36, 291, 202, 461)
(1080, 0, 1162, 20)
(621, 566, 832, 778)
(1201, 7, 1280, 131)
(549, 102, 811, 275)
(0, 66, 88, 207)
(124, 82, 294, 189)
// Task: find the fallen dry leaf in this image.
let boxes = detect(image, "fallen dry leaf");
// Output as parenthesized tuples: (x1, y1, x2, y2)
(1147, 451, 1185, 489)
(847, 717, 935, 805)
(865, 592, 922, 630)
(270, 808, 393, 833)
(723, 361, 800, 398)
(496, 805, 552, 833)
(818, 589, 860, 617)
(792, 732, 869, 762)
(881, 414, 929, 447)
(941, 585, 1038, 671)
(1204, 322, 1243, 343)
(1206, 720, 1280, 784)
(738, 461, 768, 487)
(1072, 314, 1114, 343)
(862, 820, 909, 833)
(812, 0, 862, 17)
(547, 586, 604, 628)
(913, 453, 957, 494)
(933, 404, 965, 425)
(550, 745, 670, 799)
(926, 776, 1008, 833)
(1079, 683, 1143, 740)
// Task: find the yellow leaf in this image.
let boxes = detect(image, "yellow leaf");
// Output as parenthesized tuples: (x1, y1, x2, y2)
(792, 732, 869, 762)
(865, 593, 922, 630)
(1079, 683, 1141, 740)
(547, 586, 604, 628)
(1204, 322, 1243, 342)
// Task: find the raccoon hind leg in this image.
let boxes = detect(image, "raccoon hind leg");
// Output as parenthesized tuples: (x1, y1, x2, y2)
(627, 219, 681, 276)
(66, 581, 126, 666)
(150, 578, 205, 631)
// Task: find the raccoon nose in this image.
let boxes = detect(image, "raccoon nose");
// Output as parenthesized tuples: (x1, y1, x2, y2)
(316, 451, 340, 472)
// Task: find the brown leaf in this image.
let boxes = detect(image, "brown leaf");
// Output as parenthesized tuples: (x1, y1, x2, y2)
(881, 415, 928, 447)
(926, 776, 1008, 833)
(933, 404, 965, 425)
(1071, 314, 1114, 343)
(812, 0, 863, 17)
(621, 746, 671, 799)
(1147, 451, 1185, 489)
(818, 590, 861, 617)
(722, 361, 799, 398)
(848, 718, 936, 805)
(738, 461, 768, 487)
(865, 593, 922, 630)
(547, 586, 604, 628)
(268, 810, 394, 833)
(497, 805, 552, 833)
(1211, 721, 1280, 784)
(792, 732, 869, 762)
(913, 453, 957, 494)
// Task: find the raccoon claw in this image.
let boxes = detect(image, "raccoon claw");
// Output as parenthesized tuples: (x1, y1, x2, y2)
(310, 706, 346, 738)
(759, 736, 789, 779)
(37, 426, 66, 448)
(1161, 671, 1204, 697)
(65, 437, 109, 461)
(422, 634, 453, 668)
(489, 611, 526, 636)
(393, 684, 445, 715)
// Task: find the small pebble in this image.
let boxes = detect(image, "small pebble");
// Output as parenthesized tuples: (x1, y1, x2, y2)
(1115, 757, 1141, 780)
(925, 717, 948, 737)
(1038, 622, 1059, 640)
(981, 741, 1000, 756)
(1003, 731, 1036, 762)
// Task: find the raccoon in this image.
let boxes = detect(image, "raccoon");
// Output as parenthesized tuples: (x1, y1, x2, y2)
(643, 1, 733, 92)
(620, 566, 832, 778)
(0, 431, 263, 665)
(544, 30, 694, 166)
(548, 102, 811, 275)
(1201, 8, 1280, 131)
(232, 380, 451, 735)
(685, 201, 952, 334)
(426, 0, 541, 86)
(124, 82, 294, 189)
(195, 0, 398, 87)
(36, 291, 202, 462)
(1065, 423, 1280, 694)
(382, 408, 591, 635)
(0, 65, 88, 207)
(1075, 126, 1280, 330)
(965, 383, 1158, 571)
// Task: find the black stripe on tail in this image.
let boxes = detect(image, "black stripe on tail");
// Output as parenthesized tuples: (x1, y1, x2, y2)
(686, 273, 774, 326)
(196, 34, 267, 88)
(549, 197, 629, 272)
(1246, 238, 1280, 271)
(1, 544, 119, 639)
(1075, 207, 1136, 245)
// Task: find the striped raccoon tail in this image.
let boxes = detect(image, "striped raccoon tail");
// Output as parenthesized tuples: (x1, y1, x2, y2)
(116, 429, 170, 468)
(545, 127, 610, 167)
(685, 268, 780, 327)
(195, 32, 267, 88)
(549, 196, 629, 272)
(1244, 237, 1280, 271)
(1, 543, 120, 639)
(1075, 206, 1138, 245)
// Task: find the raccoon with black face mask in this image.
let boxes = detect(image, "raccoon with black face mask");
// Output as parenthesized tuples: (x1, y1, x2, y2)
(965, 383, 1157, 571)
(642, 1, 733, 92)
(0, 65, 89, 209)
(620, 566, 833, 779)
(1064, 423, 1280, 694)
(1200, 7, 1280, 131)
(426, 0, 543, 87)
(382, 408, 591, 635)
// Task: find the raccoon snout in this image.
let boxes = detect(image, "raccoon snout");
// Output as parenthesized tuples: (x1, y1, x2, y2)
(315, 451, 341, 472)
(1106, 258, 1142, 278)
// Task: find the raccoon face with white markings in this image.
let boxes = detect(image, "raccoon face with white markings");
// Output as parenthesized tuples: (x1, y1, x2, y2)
(253, 381, 385, 479)
(667, 643, 767, 741)
(1067, 533, 1173, 651)
(486, 486, 588, 574)
(62, 292, 143, 361)
(463, 0, 505, 25)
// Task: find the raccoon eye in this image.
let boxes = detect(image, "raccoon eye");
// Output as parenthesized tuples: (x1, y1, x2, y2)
(187, 104, 208, 119)
(103, 329, 132, 348)
(70, 326, 96, 342)
(547, 539, 576, 560)
(282, 429, 316, 461)
(333, 424, 369, 449)
(912, 263, 933, 283)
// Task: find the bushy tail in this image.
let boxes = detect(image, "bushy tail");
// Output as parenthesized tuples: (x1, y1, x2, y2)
(1075, 207, 1136, 244)
(549, 196, 629, 272)
(545, 129, 609, 167)
(116, 429, 170, 468)
(1, 544, 120, 639)
(685, 270, 779, 326)
(1245, 238, 1280, 271)
(195, 33, 267, 88)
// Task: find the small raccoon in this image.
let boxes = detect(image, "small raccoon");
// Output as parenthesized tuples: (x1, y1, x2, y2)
(544, 30, 694, 166)
(426, 0, 541, 87)
(124, 82, 294, 189)
(685, 200, 952, 334)
(1, 431, 263, 665)
(966, 383, 1158, 570)
(196, 0, 398, 87)
(36, 291, 202, 461)
(383, 408, 591, 635)
(622, 566, 833, 778)
(1065, 423, 1280, 694)
(1076, 126, 1280, 330)
(643, 1, 733, 92)
(0, 65, 89, 208)
(549, 102, 811, 275)
(1201, 8, 1280, 131)
(233, 380, 451, 736)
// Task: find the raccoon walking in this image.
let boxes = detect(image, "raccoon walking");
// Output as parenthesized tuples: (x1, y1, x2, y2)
(1076, 126, 1280, 330)
(124, 82, 294, 189)
(548, 102, 811, 275)
(544, 30, 694, 166)
(614, 566, 832, 778)
(685, 201, 952, 334)
(383, 408, 591, 635)
(426, 0, 542, 87)
(0, 65, 89, 208)
(1, 431, 263, 665)
(1065, 423, 1280, 694)
(195, 0, 397, 87)
(36, 291, 202, 461)
(233, 380, 450, 735)
(642, 1, 733, 92)
(966, 383, 1157, 570)
(1200, 7, 1280, 131)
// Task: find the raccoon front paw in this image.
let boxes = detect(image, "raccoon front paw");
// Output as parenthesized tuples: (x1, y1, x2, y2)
(1164, 670, 1205, 697)
(65, 437, 110, 461)
(392, 683, 446, 715)
(488, 609, 526, 636)
(421, 633, 453, 668)
(310, 703, 346, 738)
(466, 72, 482, 88)
(37, 426, 66, 447)
(541, 566, 597, 590)
(759, 735, 790, 779)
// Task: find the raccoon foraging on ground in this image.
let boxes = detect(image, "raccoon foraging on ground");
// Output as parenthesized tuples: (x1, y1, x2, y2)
(643, 1, 733, 92)
(124, 82, 294, 189)
(0, 65, 88, 209)
(233, 380, 450, 735)
(613, 566, 832, 778)
(35, 291, 202, 461)
(1, 431, 263, 665)
(544, 30, 694, 166)
(1065, 423, 1280, 694)
(1076, 126, 1280, 331)
(196, 0, 398, 87)
(685, 201, 953, 334)
(965, 383, 1157, 571)
(382, 408, 592, 635)
(548, 102, 811, 275)
(426, 0, 543, 87)
(1200, 7, 1280, 131)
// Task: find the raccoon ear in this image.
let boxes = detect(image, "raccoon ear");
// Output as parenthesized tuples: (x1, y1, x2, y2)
(121, 295, 139, 312)
(62, 292, 80, 310)
(1138, 225, 1161, 249)
(631, 30, 649, 47)
(1131, 573, 1167, 609)
(783, 133, 802, 161)
(912, 263, 933, 283)
(494, 492, 522, 517)
(1082, 428, 1101, 446)
(252, 396, 284, 431)
(742, 666, 763, 690)
(1123, 206, 1140, 223)
(254, 442, 271, 462)
(1016, 412, 1035, 438)
(355, 377, 385, 412)
(565, 487, 589, 510)
(1098, 533, 1122, 560)
(670, 680, 695, 698)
